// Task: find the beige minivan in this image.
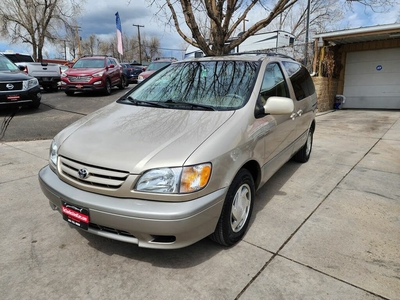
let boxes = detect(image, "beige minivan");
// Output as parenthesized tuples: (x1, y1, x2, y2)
(39, 54, 317, 249)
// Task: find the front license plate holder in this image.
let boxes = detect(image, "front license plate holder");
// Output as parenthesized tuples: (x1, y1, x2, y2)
(62, 201, 89, 230)
(7, 95, 20, 101)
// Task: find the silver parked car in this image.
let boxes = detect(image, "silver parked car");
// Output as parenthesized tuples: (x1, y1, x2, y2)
(39, 54, 317, 249)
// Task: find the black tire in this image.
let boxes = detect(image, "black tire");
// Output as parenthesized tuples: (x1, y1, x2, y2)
(293, 128, 313, 163)
(29, 99, 41, 109)
(51, 84, 59, 92)
(210, 169, 255, 246)
(104, 79, 112, 95)
(119, 76, 127, 90)
(65, 91, 74, 96)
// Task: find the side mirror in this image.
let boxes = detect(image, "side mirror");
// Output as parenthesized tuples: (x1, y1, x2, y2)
(264, 96, 294, 115)
(108, 64, 115, 68)
(19, 65, 26, 71)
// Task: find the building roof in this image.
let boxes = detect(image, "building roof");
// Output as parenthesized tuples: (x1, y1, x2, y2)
(313, 23, 400, 45)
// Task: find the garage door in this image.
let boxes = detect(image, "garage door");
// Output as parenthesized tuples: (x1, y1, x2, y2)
(342, 48, 400, 109)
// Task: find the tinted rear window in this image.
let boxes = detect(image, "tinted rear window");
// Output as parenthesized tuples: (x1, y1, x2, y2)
(282, 61, 315, 100)
(3, 54, 34, 63)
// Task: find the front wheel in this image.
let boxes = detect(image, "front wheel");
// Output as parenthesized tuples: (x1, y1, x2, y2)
(29, 99, 41, 109)
(210, 169, 255, 246)
(104, 79, 112, 95)
(65, 91, 74, 96)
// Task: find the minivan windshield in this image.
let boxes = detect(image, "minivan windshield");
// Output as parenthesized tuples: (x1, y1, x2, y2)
(125, 60, 260, 110)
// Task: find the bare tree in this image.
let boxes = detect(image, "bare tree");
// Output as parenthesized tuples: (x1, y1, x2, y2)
(147, 0, 398, 56)
(269, 0, 343, 40)
(143, 36, 162, 61)
(0, 0, 85, 61)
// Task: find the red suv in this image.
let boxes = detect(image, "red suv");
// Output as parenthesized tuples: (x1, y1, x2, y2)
(61, 55, 126, 96)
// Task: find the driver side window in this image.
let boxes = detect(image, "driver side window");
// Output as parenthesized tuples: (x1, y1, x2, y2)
(260, 63, 289, 104)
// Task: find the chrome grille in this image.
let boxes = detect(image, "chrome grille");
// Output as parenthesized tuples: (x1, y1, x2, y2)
(68, 76, 91, 83)
(59, 156, 129, 189)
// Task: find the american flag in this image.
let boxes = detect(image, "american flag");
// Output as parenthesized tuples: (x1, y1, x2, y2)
(115, 12, 123, 55)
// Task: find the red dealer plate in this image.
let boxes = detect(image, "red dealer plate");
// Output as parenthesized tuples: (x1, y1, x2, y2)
(62, 201, 89, 230)
(7, 95, 20, 101)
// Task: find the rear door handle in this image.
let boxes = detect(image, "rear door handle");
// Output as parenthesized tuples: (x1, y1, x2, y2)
(297, 109, 303, 117)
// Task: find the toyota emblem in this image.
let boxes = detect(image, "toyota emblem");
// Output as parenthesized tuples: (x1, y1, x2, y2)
(78, 168, 89, 179)
(6, 83, 14, 90)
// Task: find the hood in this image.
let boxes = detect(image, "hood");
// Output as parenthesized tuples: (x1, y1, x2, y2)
(58, 102, 234, 173)
(0, 70, 33, 81)
(66, 68, 104, 76)
(139, 70, 155, 79)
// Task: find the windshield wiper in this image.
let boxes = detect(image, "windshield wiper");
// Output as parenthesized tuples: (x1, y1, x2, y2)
(124, 97, 168, 108)
(164, 100, 216, 111)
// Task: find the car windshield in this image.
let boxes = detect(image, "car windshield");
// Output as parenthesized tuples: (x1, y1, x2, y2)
(146, 61, 171, 71)
(0, 56, 21, 72)
(73, 59, 104, 68)
(125, 60, 260, 110)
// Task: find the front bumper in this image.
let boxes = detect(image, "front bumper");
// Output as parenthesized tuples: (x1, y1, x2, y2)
(0, 86, 41, 106)
(61, 83, 105, 92)
(38, 165, 227, 249)
(37, 77, 60, 87)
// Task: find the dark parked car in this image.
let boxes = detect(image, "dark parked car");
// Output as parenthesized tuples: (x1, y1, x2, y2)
(120, 63, 146, 85)
(0, 54, 41, 109)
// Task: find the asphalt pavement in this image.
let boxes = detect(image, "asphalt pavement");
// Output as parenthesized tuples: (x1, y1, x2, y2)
(0, 109, 399, 300)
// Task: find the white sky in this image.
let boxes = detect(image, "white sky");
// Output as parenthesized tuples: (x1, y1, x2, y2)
(0, 0, 399, 59)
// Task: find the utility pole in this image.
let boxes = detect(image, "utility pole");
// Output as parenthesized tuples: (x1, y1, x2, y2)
(304, 0, 311, 67)
(132, 24, 144, 64)
(242, 19, 248, 32)
(72, 25, 82, 59)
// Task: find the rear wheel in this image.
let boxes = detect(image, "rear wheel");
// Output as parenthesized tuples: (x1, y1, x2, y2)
(293, 128, 313, 163)
(210, 169, 255, 246)
(119, 75, 127, 90)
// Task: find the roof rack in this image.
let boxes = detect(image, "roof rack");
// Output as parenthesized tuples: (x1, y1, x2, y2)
(81, 55, 111, 58)
(153, 56, 178, 61)
(231, 51, 296, 60)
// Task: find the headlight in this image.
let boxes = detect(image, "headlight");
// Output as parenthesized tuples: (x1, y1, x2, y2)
(61, 73, 67, 77)
(23, 78, 39, 90)
(92, 71, 104, 77)
(135, 163, 212, 194)
(49, 139, 58, 168)
(138, 75, 143, 80)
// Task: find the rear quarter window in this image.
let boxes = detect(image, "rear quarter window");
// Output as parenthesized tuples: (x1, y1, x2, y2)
(282, 61, 315, 101)
(3, 54, 35, 63)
